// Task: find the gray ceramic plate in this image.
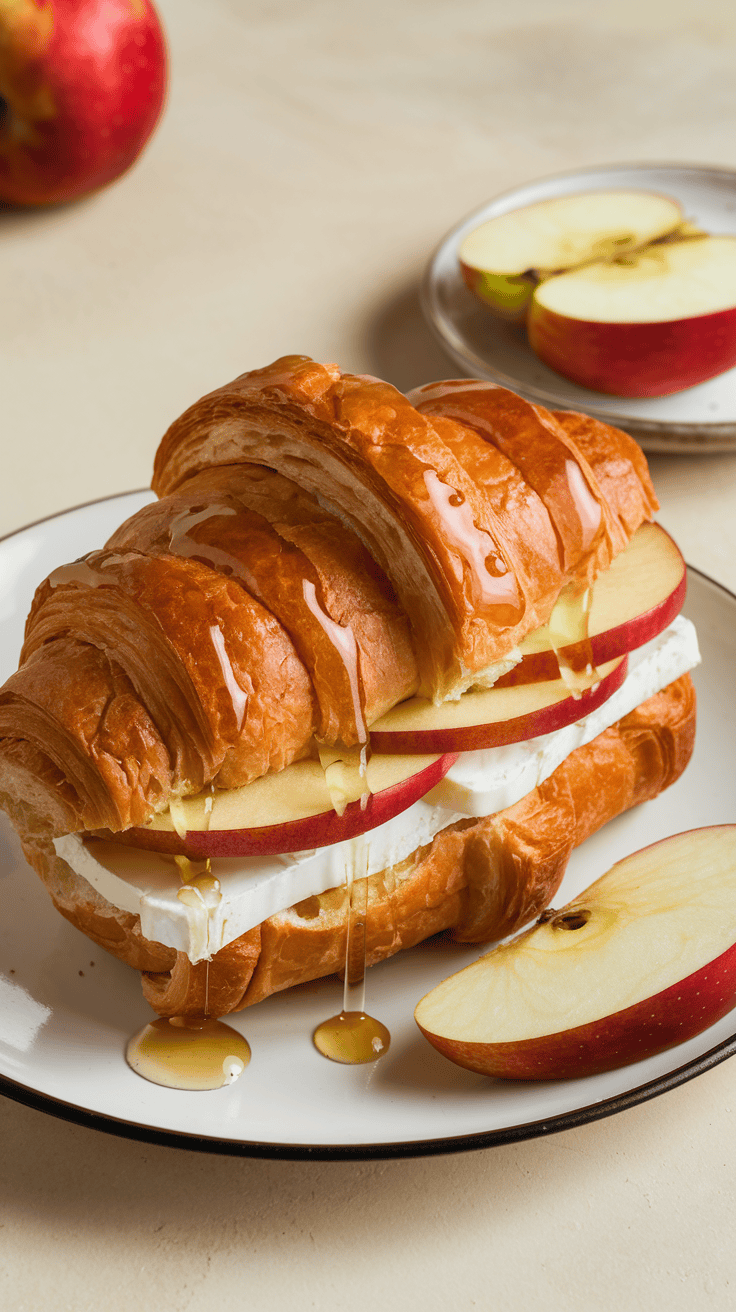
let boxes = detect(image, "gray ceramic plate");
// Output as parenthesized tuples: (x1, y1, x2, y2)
(422, 162, 736, 453)
(0, 494, 735, 1158)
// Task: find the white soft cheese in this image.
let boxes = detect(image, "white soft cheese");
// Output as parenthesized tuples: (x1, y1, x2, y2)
(53, 617, 700, 963)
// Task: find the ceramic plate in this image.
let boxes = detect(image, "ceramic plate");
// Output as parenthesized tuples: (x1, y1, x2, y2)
(1, 493, 735, 1160)
(423, 162, 736, 453)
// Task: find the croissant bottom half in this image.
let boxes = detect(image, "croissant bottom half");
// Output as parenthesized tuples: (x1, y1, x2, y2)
(19, 674, 695, 1020)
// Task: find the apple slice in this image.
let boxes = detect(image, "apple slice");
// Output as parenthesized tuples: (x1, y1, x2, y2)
(116, 750, 457, 859)
(502, 522, 686, 685)
(416, 827, 736, 1081)
(528, 236, 736, 396)
(368, 655, 626, 754)
(458, 190, 684, 322)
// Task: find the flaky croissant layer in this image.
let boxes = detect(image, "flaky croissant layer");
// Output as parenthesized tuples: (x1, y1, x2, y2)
(21, 674, 696, 1019)
(0, 360, 658, 843)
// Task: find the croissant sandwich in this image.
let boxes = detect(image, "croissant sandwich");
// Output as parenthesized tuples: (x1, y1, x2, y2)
(0, 357, 698, 1024)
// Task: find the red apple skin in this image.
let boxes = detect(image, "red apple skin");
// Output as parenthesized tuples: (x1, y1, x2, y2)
(117, 751, 459, 859)
(0, 0, 167, 207)
(528, 301, 736, 398)
(369, 654, 627, 755)
(496, 565, 686, 687)
(417, 937, 736, 1080)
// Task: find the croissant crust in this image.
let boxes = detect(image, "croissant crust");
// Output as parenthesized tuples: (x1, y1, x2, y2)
(0, 362, 658, 837)
(152, 357, 657, 700)
(16, 674, 696, 1019)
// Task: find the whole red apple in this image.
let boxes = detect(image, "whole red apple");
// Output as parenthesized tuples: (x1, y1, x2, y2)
(0, 0, 167, 206)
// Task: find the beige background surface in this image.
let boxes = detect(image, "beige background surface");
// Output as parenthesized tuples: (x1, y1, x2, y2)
(2, 0, 736, 1307)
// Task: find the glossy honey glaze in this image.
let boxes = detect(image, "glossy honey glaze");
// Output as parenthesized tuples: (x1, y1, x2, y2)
(545, 578, 597, 694)
(313, 835, 391, 1064)
(126, 1016, 251, 1090)
(313, 1011, 390, 1064)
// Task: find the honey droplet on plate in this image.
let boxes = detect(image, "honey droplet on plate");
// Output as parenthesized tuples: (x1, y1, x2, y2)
(126, 1016, 251, 1090)
(313, 1010, 391, 1064)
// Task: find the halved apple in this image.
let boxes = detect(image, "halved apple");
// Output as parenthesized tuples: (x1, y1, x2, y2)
(528, 236, 736, 396)
(415, 827, 736, 1081)
(503, 522, 686, 685)
(368, 655, 626, 754)
(459, 190, 684, 322)
(116, 750, 457, 858)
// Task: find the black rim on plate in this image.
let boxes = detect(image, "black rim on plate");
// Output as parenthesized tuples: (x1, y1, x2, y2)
(0, 497, 733, 1160)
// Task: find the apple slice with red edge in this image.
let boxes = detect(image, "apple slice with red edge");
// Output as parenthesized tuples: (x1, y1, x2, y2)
(528, 236, 736, 397)
(368, 655, 626, 754)
(458, 190, 685, 323)
(115, 750, 457, 859)
(497, 522, 686, 686)
(415, 826, 736, 1081)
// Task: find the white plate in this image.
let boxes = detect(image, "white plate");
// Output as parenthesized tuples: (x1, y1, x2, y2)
(422, 162, 736, 453)
(0, 493, 735, 1160)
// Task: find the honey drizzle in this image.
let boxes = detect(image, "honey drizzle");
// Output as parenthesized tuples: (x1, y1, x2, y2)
(317, 741, 371, 817)
(421, 469, 523, 625)
(410, 379, 604, 569)
(545, 579, 597, 695)
(209, 624, 248, 730)
(169, 499, 371, 750)
(313, 836, 390, 1064)
(125, 1017, 250, 1090)
(125, 785, 249, 1091)
(302, 578, 367, 745)
(48, 558, 104, 589)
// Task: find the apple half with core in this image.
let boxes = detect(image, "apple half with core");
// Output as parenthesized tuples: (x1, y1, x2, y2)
(369, 656, 626, 754)
(114, 750, 458, 858)
(528, 236, 736, 397)
(415, 827, 736, 1080)
(458, 190, 685, 322)
(0, 0, 167, 207)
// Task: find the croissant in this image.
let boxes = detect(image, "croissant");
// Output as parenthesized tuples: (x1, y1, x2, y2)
(0, 358, 694, 1022)
(152, 358, 657, 701)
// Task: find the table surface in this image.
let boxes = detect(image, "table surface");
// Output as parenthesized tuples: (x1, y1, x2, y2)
(2, 1, 736, 1307)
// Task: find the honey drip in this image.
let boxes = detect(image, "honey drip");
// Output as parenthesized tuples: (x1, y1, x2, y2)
(302, 578, 367, 744)
(126, 1016, 250, 1090)
(48, 557, 104, 589)
(317, 741, 371, 817)
(411, 381, 604, 567)
(422, 469, 523, 625)
(313, 837, 390, 1064)
(546, 580, 598, 695)
(126, 784, 248, 1092)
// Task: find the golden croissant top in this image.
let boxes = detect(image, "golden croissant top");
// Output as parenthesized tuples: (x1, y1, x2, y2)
(0, 357, 657, 840)
(153, 355, 657, 699)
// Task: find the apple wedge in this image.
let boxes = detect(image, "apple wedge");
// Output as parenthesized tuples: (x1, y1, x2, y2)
(503, 522, 686, 685)
(115, 750, 457, 858)
(368, 655, 626, 754)
(528, 236, 736, 396)
(458, 190, 684, 322)
(416, 827, 736, 1081)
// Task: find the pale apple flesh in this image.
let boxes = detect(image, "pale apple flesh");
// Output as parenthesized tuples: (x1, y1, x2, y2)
(114, 750, 457, 858)
(528, 237, 736, 397)
(415, 827, 736, 1080)
(458, 190, 684, 322)
(369, 656, 626, 754)
(506, 522, 686, 684)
